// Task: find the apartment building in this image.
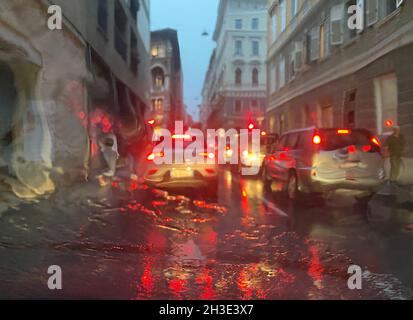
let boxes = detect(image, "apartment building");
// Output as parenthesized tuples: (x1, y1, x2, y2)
(266, 0, 413, 156)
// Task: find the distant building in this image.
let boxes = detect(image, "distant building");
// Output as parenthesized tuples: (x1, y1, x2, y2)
(201, 0, 268, 131)
(266, 0, 413, 156)
(150, 29, 184, 129)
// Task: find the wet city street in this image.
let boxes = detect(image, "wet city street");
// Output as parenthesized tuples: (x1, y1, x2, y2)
(1, 169, 413, 300)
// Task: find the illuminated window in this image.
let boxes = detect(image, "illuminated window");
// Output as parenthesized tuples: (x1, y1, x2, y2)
(151, 46, 158, 57)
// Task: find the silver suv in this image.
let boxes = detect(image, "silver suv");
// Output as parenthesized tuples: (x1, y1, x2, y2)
(262, 127, 384, 200)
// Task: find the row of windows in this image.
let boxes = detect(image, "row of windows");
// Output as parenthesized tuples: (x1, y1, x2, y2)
(271, 0, 298, 43)
(269, 0, 404, 93)
(234, 68, 260, 86)
(235, 17, 260, 30)
(235, 40, 260, 56)
(97, 0, 140, 74)
(233, 100, 261, 114)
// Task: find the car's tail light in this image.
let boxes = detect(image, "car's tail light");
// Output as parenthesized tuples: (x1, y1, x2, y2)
(371, 137, 380, 147)
(337, 129, 351, 134)
(148, 169, 158, 175)
(348, 145, 357, 153)
(147, 152, 164, 161)
(199, 152, 215, 159)
(172, 134, 191, 140)
(312, 134, 322, 145)
(205, 168, 215, 174)
(363, 145, 372, 152)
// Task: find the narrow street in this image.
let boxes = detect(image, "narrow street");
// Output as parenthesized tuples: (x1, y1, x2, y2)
(1, 170, 412, 300)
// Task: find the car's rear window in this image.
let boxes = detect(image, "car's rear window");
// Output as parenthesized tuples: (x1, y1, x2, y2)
(318, 129, 373, 151)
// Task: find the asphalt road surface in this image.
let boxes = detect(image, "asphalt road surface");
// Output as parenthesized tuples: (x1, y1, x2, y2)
(0, 169, 412, 299)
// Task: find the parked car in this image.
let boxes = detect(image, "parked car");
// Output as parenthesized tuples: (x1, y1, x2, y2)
(262, 127, 384, 200)
(143, 135, 219, 197)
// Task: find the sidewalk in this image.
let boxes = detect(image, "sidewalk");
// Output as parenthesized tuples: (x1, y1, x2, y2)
(368, 183, 413, 229)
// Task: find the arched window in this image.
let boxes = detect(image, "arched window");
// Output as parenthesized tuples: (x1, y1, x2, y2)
(235, 68, 242, 86)
(252, 68, 259, 86)
(152, 67, 165, 89)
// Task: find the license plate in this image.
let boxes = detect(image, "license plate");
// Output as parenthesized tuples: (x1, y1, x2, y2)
(340, 162, 359, 169)
(171, 169, 194, 178)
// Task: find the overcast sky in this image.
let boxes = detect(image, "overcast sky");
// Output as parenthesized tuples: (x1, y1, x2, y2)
(151, 0, 219, 121)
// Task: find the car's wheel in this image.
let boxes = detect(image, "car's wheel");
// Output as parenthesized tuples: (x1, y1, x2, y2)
(287, 171, 299, 201)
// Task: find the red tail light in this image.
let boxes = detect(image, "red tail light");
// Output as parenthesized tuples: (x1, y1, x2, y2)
(348, 145, 356, 153)
(371, 137, 380, 147)
(248, 123, 255, 130)
(363, 145, 372, 152)
(147, 152, 164, 161)
(337, 129, 351, 135)
(312, 134, 322, 145)
(172, 134, 191, 140)
(199, 152, 215, 159)
(205, 168, 215, 174)
(147, 119, 155, 125)
(148, 169, 158, 175)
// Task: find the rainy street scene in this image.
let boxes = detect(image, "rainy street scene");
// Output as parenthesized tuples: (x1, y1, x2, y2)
(1, 0, 413, 301)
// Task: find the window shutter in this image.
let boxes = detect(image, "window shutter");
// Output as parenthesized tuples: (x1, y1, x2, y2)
(294, 41, 303, 72)
(324, 16, 331, 56)
(330, 4, 344, 45)
(310, 26, 320, 61)
(366, 0, 378, 26)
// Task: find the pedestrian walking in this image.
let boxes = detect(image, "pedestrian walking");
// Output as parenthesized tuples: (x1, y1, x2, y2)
(97, 132, 119, 186)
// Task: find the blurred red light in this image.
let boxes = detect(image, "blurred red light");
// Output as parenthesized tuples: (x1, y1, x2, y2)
(363, 145, 372, 152)
(147, 119, 155, 125)
(337, 129, 351, 134)
(385, 120, 394, 127)
(348, 145, 356, 153)
(371, 137, 381, 147)
(248, 123, 254, 130)
(312, 135, 322, 145)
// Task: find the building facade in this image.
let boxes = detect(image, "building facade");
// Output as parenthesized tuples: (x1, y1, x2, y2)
(150, 29, 184, 130)
(0, 0, 151, 198)
(201, 0, 268, 131)
(266, 0, 413, 156)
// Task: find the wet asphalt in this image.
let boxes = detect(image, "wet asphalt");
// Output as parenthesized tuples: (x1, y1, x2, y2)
(0, 169, 412, 300)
